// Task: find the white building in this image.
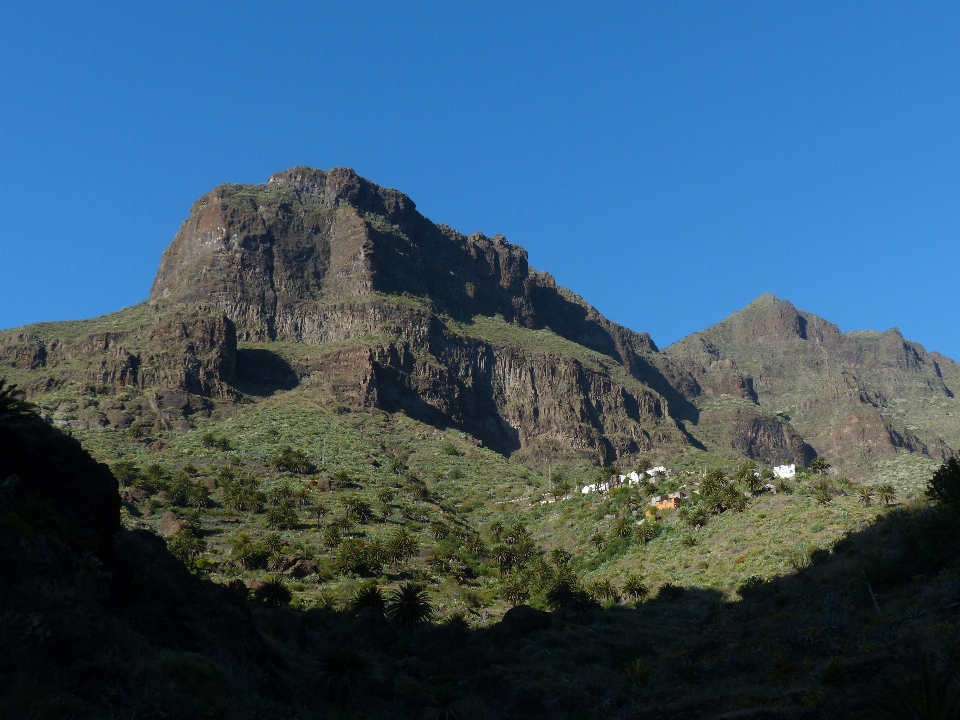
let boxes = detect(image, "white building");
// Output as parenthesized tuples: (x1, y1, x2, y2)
(773, 464, 796, 479)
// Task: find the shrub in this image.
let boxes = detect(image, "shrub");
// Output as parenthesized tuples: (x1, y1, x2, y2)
(927, 458, 960, 507)
(441, 442, 461, 456)
(737, 575, 766, 598)
(822, 657, 846, 685)
(138, 463, 167, 493)
(774, 479, 793, 494)
(270, 446, 312, 474)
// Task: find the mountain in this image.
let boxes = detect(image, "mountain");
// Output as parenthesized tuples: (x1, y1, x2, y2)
(2, 167, 955, 477)
(0, 167, 736, 468)
(665, 292, 960, 473)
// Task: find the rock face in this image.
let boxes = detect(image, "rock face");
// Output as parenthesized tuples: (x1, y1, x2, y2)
(144, 166, 698, 464)
(665, 293, 960, 471)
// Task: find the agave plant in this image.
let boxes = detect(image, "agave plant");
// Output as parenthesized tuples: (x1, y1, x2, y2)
(624, 657, 650, 686)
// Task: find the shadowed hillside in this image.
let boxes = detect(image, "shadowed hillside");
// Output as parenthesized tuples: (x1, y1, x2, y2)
(3, 380, 960, 719)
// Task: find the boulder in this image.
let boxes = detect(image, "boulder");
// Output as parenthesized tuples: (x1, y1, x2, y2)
(494, 605, 551, 641)
(158, 511, 183, 537)
(286, 559, 318, 578)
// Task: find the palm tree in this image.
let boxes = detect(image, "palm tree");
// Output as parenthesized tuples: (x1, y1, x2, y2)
(0, 379, 38, 427)
(388, 527, 418, 566)
(344, 496, 373, 523)
(589, 577, 617, 602)
(294, 484, 312, 508)
(431, 522, 449, 540)
(489, 520, 504, 542)
(550, 547, 572, 567)
(809, 457, 831, 475)
(492, 544, 514, 576)
(321, 524, 342, 549)
(734, 461, 757, 483)
(857, 657, 960, 719)
(231, 532, 256, 569)
(348, 582, 386, 614)
(545, 576, 579, 620)
(317, 648, 371, 702)
(856, 485, 874, 506)
(313, 503, 328, 529)
(700, 468, 727, 496)
(614, 517, 632, 539)
(623, 573, 648, 602)
(744, 469, 764, 495)
(635, 522, 656, 544)
(466, 535, 486, 557)
(878, 483, 896, 507)
(590, 532, 607, 552)
(167, 529, 205, 565)
(254, 575, 292, 606)
(502, 576, 530, 606)
(386, 582, 433, 627)
(422, 695, 462, 720)
(814, 483, 833, 506)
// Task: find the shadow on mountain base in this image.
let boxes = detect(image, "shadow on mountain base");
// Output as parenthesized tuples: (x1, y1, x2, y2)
(234, 348, 299, 396)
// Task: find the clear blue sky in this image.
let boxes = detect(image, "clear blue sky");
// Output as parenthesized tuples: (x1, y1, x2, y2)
(2, 1, 959, 359)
